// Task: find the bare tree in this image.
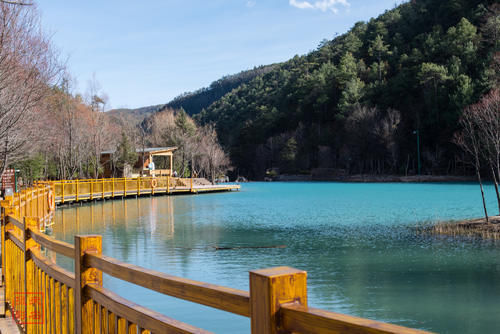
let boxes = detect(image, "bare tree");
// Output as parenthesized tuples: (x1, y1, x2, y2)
(475, 89, 500, 214)
(374, 108, 401, 172)
(0, 3, 61, 175)
(148, 108, 196, 176)
(199, 125, 230, 184)
(454, 107, 489, 223)
(0, 1, 33, 5)
(86, 74, 109, 177)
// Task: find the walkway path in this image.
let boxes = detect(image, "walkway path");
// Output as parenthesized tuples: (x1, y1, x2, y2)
(0, 262, 20, 333)
(0, 312, 19, 334)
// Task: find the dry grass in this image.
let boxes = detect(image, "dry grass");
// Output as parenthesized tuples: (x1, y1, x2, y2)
(427, 215, 500, 239)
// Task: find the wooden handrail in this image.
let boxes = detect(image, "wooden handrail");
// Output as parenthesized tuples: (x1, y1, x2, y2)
(6, 215, 24, 230)
(6, 231, 25, 251)
(85, 253, 251, 317)
(280, 304, 431, 334)
(30, 248, 76, 289)
(28, 228, 75, 258)
(84, 285, 212, 334)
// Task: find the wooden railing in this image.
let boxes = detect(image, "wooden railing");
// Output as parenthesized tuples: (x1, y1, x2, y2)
(35, 176, 239, 204)
(1, 185, 432, 334)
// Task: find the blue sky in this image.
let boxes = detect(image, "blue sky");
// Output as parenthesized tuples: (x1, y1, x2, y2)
(37, 0, 405, 109)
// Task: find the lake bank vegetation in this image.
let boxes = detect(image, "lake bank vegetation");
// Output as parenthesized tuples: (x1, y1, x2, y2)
(427, 215, 500, 240)
(430, 87, 500, 238)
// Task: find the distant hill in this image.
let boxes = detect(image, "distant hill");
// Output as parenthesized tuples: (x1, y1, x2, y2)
(107, 65, 278, 129)
(106, 104, 165, 127)
(163, 65, 278, 116)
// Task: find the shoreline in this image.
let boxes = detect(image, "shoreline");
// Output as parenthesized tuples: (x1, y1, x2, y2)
(260, 174, 476, 183)
(428, 215, 500, 239)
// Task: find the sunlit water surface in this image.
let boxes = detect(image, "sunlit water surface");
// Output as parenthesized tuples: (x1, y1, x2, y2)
(53, 182, 500, 333)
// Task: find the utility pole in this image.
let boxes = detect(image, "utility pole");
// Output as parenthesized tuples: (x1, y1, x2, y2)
(413, 130, 421, 175)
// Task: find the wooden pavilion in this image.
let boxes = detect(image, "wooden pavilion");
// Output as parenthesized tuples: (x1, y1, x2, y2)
(100, 147, 177, 177)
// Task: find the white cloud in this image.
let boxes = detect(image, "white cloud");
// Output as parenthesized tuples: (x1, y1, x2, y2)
(289, 0, 314, 9)
(289, 0, 349, 13)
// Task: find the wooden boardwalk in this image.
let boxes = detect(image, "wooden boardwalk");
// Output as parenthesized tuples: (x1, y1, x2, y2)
(35, 176, 240, 205)
(0, 315, 20, 334)
(0, 267, 20, 334)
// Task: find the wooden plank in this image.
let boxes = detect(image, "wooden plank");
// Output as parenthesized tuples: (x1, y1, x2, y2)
(0, 276, 5, 317)
(6, 216, 24, 231)
(249, 266, 307, 334)
(85, 253, 250, 317)
(75, 235, 102, 334)
(85, 285, 212, 334)
(55, 281, 61, 334)
(28, 229, 75, 259)
(24, 217, 38, 334)
(280, 304, 433, 334)
(30, 249, 75, 289)
(6, 232, 25, 252)
(51, 277, 56, 334)
(69, 287, 75, 334)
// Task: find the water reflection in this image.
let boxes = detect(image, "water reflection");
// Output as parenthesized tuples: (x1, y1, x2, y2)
(54, 196, 177, 260)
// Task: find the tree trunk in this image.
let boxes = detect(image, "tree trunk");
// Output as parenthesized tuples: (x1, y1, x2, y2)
(0, 137, 8, 177)
(491, 165, 500, 215)
(476, 169, 489, 223)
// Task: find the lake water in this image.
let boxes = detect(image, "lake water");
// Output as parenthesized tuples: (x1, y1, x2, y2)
(53, 182, 500, 333)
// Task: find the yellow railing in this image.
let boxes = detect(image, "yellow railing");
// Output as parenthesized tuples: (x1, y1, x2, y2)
(1, 184, 432, 334)
(36, 176, 239, 204)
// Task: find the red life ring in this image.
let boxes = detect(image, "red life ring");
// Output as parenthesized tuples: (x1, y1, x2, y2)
(151, 178, 158, 188)
(48, 191, 55, 211)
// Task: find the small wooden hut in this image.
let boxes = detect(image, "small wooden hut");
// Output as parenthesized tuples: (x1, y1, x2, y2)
(100, 147, 177, 178)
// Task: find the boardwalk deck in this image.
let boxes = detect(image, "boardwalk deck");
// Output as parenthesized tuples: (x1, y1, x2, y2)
(55, 185, 240, 204)
(38, 177, 241, 205)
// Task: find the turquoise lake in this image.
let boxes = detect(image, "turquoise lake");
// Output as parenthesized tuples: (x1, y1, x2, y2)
(53, 182, 500, 333)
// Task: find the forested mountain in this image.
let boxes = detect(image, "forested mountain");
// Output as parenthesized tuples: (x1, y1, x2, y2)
(106, 104, 165, 127)
(196, 0, 499, 179)
(164, 65, 277, 116)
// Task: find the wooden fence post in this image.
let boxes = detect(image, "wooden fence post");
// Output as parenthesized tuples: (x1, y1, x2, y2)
(2, 201, 15, 314)
(1, 206, 4, 286)
(75, 235, 102, 334)
(1, 197, 13, 283)
(76, 180, 79, 202)
(249, 266, 307, 334)
(36, 186, 40, 218)
(24, 217, 39, 333)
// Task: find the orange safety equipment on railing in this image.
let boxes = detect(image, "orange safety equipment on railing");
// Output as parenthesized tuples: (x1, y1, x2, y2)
(48, 190, 55, 211)
(151, 178, 158, 188)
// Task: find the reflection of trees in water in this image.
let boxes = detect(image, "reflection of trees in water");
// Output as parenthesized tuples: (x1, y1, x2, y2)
(53, 196, 177, 262)
(52, 195, 229, 279)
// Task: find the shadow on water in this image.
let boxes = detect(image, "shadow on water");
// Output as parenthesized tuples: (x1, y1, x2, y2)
(52, 182, 500, 334)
